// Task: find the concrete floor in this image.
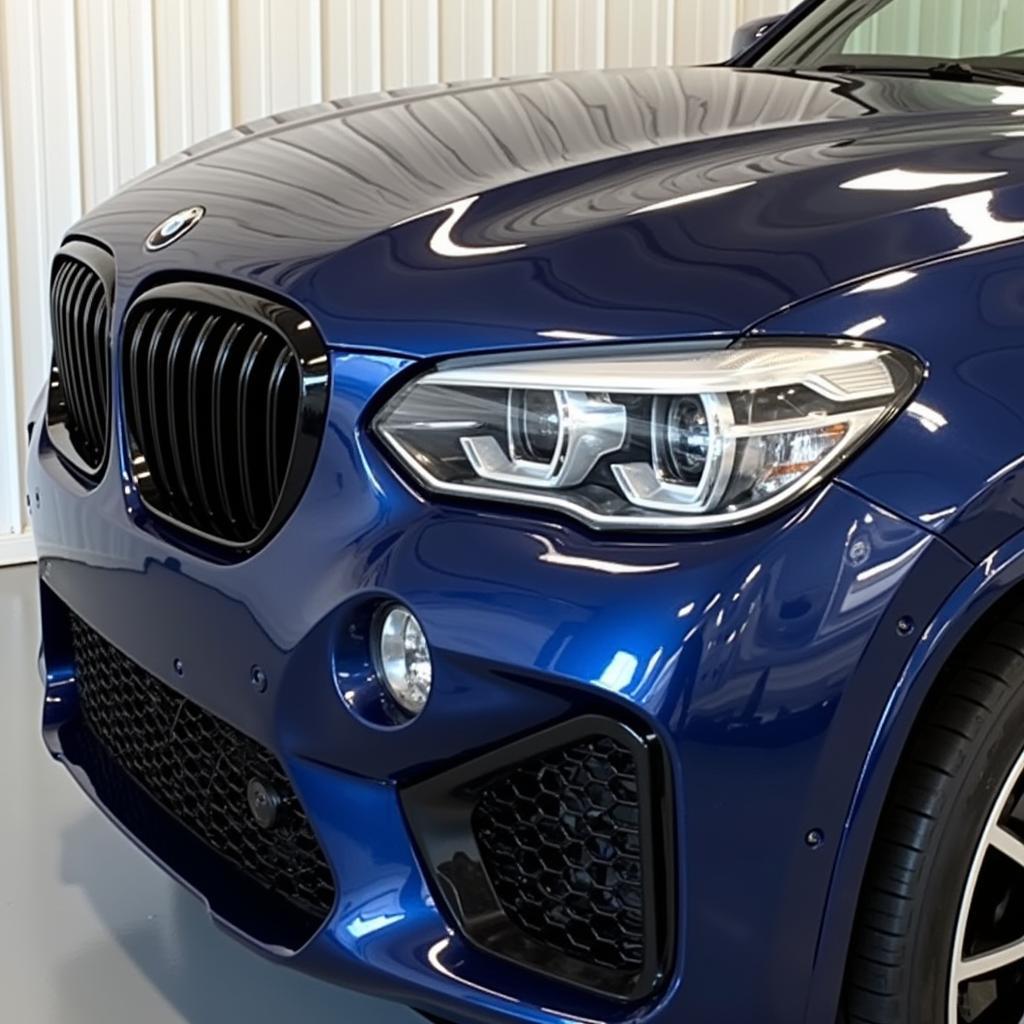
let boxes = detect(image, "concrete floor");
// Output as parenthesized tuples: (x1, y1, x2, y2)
(0, 563, 422, 1023)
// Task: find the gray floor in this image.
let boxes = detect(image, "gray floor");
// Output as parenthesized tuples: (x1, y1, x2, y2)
(0, 564, 422, 1023)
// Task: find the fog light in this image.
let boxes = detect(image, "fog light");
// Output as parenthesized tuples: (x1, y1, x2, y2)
(375, 605, 432, 715)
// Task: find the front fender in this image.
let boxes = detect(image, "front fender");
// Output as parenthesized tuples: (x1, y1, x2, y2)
(806, 525, 1024, 1022)
(755, 239, 1024, 563)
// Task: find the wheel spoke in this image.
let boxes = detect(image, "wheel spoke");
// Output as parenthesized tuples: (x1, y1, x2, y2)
(958, 937, 1024, 983)
(991, 825, 1024, 871)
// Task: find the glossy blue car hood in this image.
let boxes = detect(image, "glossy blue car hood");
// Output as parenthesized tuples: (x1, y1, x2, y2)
(74, 65, 1024, 356)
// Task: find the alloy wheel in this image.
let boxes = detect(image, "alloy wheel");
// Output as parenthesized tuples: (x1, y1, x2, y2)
(950, 746, 1024, 1022)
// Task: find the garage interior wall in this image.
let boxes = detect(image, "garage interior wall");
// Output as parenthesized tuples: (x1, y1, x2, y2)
(0, 0, 802, 565)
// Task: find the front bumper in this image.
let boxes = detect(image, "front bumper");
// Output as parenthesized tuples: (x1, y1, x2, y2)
(28, 350, 968, 1024)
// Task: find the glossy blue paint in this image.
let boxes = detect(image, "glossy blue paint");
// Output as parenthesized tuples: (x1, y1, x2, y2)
(760, 241, 1024, 562)
(26, 48, 1024, 1024)
(805, 525, 1024, 1024)
(28, 341, 972, 1022)
(74, 66, 1024, 358)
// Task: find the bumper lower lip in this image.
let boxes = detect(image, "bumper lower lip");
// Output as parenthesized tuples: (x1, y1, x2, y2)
(45, 718, 315, 958)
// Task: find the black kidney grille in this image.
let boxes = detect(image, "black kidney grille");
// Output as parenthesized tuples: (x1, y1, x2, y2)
(70, 613, 336, 923)
(123, 287, 326, 551)
(48, 250, 112, 473)
(472, 736, 645, 974)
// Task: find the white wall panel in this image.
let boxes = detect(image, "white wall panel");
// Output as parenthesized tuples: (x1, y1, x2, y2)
(0, 63, 21, 541)
(323, 0, 382, 97)
(0, 0, 81, 555)
(739, 0, 796, 19)
(553, 0, 606, 70)
(154, 0, 232, 160)
(77, 0, 158, 209)
(231, 0, 323, 123)
(674, 0, 734, 66)
(606, 0, 674, 67)
(494, 0, 552, 76)
(381, 0, 440, 88)
(440, 0, 493, 81)
(4, 0, 981, 564)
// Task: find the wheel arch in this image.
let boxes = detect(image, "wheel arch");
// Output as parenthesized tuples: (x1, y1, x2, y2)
(806, 526, 1024, 1023)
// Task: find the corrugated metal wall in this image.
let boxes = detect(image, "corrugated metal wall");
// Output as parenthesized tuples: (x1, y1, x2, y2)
(0, 0, 800, 562)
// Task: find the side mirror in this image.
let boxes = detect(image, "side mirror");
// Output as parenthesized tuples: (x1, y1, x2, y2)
(731, 15, 783, 57)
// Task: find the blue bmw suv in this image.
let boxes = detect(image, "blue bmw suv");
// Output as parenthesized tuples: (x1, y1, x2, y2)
(27, 1, 1024, 1021)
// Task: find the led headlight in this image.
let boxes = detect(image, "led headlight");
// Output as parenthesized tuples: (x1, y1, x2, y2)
(374, 341, 921, 530)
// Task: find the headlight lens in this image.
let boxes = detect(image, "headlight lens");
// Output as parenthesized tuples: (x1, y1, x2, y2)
(664, 396, 710, 486)
(374, 341, 921, 530)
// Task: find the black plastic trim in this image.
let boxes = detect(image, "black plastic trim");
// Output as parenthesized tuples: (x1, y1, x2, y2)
(46, 239, 115, 482)
(121, 282, 330, 556)
(401, 715, 676, 1002)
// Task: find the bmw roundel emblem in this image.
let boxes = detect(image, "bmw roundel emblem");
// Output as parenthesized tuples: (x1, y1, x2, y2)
(145, 205, 205, 251)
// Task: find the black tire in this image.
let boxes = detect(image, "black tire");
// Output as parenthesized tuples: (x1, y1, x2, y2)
(843, 609, 1024, 1023)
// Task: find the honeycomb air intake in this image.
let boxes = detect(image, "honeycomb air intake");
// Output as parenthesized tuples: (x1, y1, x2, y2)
(402, 717, 675, 1001)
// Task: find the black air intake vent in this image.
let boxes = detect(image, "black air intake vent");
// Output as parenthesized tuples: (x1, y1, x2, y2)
(473, 736, 646, 974)
(47, 241, 115, 477)
(402, 717, 675, 1001)
(122, 284, 328, 553)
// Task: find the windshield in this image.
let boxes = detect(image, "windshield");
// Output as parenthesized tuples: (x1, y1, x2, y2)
(755, 0, 1024, 71)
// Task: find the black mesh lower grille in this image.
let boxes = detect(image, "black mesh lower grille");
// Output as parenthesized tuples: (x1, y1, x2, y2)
(70, 614, 336, 923)
(472, 736, 644, 974)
